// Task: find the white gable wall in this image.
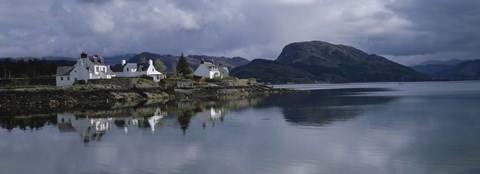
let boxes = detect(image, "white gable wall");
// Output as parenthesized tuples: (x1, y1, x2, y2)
(56, 60, 91, 86)
(114, 60, 164, 82)
(194, 64, 221, 79)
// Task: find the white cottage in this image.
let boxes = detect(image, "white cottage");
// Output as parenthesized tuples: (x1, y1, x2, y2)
(55, 52, 114, 86)
(112, 59, 165, 82)
(194, 59, 229, 79)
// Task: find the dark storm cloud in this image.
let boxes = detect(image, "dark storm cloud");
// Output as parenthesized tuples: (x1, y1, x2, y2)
(360, 0, 480, 63)
(0, 0, 479, 64)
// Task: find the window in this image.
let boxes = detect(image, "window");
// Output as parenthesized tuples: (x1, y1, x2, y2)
(96, 67, 99, 72)
(75, 78, 77, 81)
(67, 77, 70, 80)
(127, 68, 129, 72)
(60, 77, 63, 81)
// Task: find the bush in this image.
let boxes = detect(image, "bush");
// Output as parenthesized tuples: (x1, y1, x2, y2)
(76, 79, 87, 85)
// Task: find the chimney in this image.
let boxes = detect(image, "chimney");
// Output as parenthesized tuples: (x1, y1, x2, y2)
(121, 59, 126, 66)
(148, 59, 153, 65)
(201, 58, 205, 64)
(81, 52, 88, 58)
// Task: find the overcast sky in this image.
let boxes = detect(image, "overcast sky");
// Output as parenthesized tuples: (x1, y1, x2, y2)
(1, 0, 479, 65)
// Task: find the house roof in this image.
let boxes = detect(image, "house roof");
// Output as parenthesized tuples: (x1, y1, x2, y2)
(123, 63, 137, 71)
(56, 66, 74, 76)
(222, 67, 229, 73)
(112, 63, 140, 72)
(137, 63, 149, 71)
(111, 64, 124, 72)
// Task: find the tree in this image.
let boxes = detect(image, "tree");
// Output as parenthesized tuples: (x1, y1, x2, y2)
(138, 55, 147, 64)
(176, 53, 192, 76)
(153, 59, 166, 72)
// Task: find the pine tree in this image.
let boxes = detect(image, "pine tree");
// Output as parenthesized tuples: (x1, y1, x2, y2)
(153, 58, 166, 72)
(138, 55, 147, 64)
(176, 53, 192, 76)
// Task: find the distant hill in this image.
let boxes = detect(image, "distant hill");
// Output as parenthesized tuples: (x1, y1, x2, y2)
(411, 59, 480, 79)
(126, 52, 250, 72)
(435, 60, 480, 79)
(411, 59, 464, 76)
(231, 41, 428, 83)
(415, 59, 464, 66)
(103, 54, 136, 65)
(411, 64, 454, 76)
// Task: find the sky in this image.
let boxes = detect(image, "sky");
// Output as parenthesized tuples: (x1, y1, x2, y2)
(0, 0, 479, 65)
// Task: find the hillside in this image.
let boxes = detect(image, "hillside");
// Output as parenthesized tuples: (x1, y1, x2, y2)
(231, 41, 428, 83)
(127, 52, 249, 72)
(410, 59, 464, 76)
(437, 60, 480, 79)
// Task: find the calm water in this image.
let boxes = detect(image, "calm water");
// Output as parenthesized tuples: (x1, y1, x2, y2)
(2, 81, 480, 174)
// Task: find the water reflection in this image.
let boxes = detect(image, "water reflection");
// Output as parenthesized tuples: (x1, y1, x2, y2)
(0, 89, 397, 136)
(257, 88, 397, 126)
(57, 108, 165, 143)
(0, 114, 57, 131)
(2, 82, 480, 174)
(0, 96, 260, 144)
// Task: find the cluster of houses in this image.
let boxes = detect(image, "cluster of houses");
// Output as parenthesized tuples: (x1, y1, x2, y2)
(55, 52, 229, 86)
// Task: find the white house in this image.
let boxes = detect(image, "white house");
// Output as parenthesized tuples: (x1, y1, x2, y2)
(55, 52, 114, 86)
(194, 59, 229, 79)
(112, 59, 165, 82)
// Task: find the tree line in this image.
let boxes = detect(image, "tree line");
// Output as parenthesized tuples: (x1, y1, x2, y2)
(0, 53, 193, 80)
(0, 59, 75, 79)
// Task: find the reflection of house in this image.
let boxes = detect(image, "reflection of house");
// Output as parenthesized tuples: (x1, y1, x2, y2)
(194, 59, 228, 79)
(198, 107, 225, 128)
(148, 108, 164, 132)
(57, 113, 111, 143)
(56, 52, 115, 86)
(112, 59, 165, 82)
(57, 108, 166, 142)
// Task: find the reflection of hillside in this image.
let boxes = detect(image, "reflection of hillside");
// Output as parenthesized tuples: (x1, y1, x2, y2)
(256, 88, 397, 126)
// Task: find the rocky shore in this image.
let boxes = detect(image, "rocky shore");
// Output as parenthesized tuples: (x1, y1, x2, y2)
(0, 78, 290, 116)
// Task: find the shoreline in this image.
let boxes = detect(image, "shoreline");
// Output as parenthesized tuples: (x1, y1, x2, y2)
(0, 80, 291, 116)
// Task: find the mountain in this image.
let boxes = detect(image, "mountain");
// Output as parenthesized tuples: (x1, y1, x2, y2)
(231, 41, 428, 83)
(104, 54, 136, 65)
(410, 59, 480, 79)
(411, 59, 465, 76)
(435, 60, 480, 79)
(411, 64, 453, 76)
(127, 52, 250, 72)
(415, 59, 464, 66)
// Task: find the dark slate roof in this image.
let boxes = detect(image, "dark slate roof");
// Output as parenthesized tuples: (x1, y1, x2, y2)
(125, 63, 137, 70)
(111, 64, 124, 72)
(56, 66, 74, 76)
(111, 63, 138, 72)
(89, 55, 105, 65)
(137, 63, 149, 71)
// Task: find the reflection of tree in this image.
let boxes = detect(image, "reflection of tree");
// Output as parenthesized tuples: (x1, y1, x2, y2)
(0, 115, 56, 131)
(1, 95, 267, 137)
(177, 111, 195, 135)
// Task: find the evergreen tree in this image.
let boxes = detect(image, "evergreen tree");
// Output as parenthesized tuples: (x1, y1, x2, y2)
(153, 58, 166, 72)
(176, 53, 192, 76)
(138, 55, 147, 64)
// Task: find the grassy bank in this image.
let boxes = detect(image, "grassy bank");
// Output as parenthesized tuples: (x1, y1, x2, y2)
(0, 77, 290, 116)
